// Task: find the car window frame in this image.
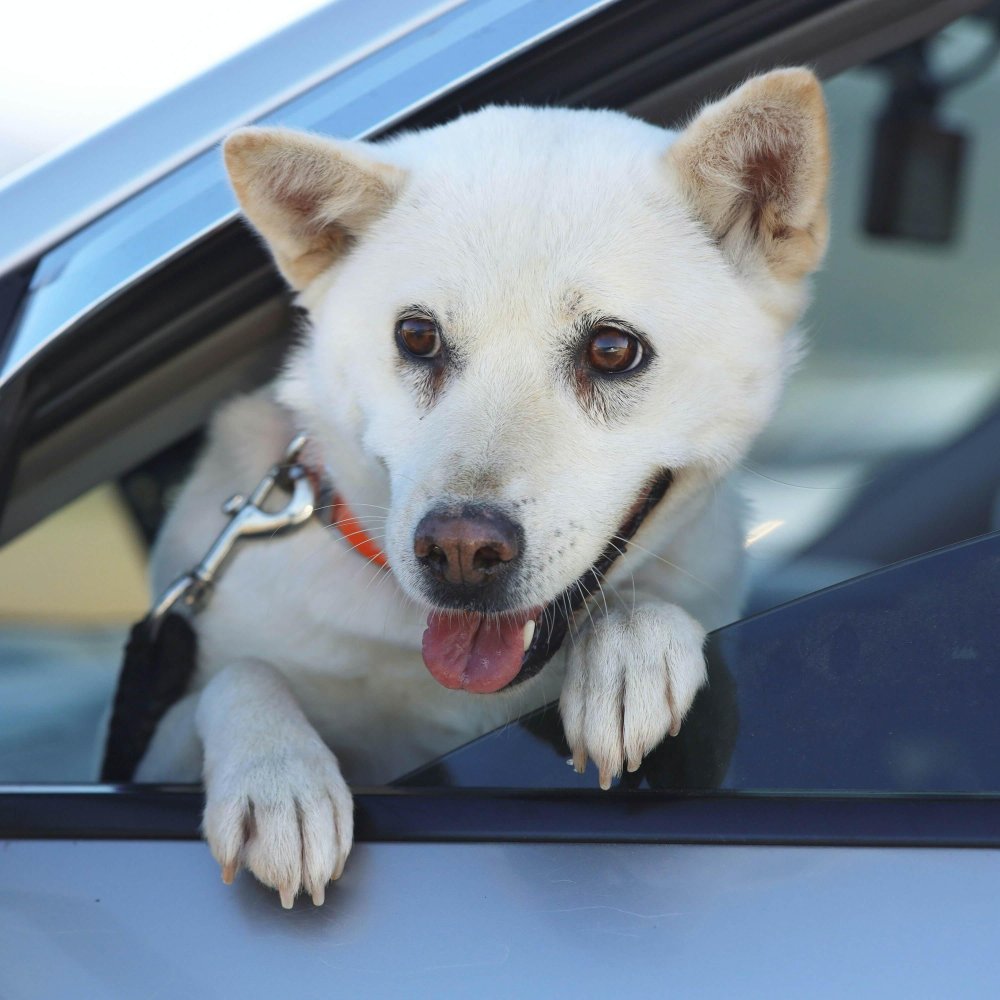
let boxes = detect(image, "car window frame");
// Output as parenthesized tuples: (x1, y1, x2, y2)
(0, 0, 996, 847)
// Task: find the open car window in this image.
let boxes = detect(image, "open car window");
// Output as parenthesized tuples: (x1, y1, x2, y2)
(399, 531, 1000, 793)
(0, 3, 998, 790)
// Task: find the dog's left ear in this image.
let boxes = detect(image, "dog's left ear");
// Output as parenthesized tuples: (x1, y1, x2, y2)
(223, 127, 407, 289)
(666, 68, 829, 287)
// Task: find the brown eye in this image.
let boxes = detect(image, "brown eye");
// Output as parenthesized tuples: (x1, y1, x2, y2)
(586, 326, 643, 374)
(397, 317, 441, 358)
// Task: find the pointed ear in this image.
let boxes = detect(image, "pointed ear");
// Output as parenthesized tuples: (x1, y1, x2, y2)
(666, 68, 829, 285)
(223, 127, 407, 289)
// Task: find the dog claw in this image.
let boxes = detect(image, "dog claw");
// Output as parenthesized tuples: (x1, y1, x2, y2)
(311, 885, 325, 907)
(626, 755, 641, 773)
(279, 886, 295, 910)
(599, 766, 613, 791)
(573, 750, 587, 774)
(221, 861, 238, 885)
(669, 718, 681, 738)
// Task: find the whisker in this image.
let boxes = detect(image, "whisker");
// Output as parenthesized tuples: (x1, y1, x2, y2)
(326, 525, 390, 543)
(738, 462, 873, 492)
(594, 576, 611, 620)
(601, 558, 636, 617)
(612, 534, 723, 599)
(576, 582, 600, 635)
(352, 556, 396, 609)
(324, 514, 390, 525)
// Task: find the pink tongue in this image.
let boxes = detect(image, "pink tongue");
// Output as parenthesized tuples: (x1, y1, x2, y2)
(422, 610, 533, 693)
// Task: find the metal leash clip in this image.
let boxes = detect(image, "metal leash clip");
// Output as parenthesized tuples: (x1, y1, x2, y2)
(148, 435, 317, 633)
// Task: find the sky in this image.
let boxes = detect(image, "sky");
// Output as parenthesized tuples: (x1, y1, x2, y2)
(0, 0, 332, 181)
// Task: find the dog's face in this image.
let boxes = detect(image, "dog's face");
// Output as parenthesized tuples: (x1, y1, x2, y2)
(225, 69, 829, 694)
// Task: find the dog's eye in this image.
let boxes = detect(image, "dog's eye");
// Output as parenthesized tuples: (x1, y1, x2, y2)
(586, 326, 643, 374)
(397, 317, 441, 359)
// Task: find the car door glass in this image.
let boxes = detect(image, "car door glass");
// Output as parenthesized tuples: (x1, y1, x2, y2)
(400, 531, 1000, 792)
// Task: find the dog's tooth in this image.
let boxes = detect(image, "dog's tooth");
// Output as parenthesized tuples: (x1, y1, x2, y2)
(522, 619, 535, 651)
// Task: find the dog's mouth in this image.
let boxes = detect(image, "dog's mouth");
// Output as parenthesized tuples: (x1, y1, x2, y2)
(420, 469, 674, 693)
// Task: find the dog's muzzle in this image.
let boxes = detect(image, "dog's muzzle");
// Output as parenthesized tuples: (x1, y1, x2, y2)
(414, 504, 522, 592)
(413, 503, 530, 694)
(417, 469, 674, 694)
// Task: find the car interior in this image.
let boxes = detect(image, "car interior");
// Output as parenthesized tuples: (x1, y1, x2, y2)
(0, 0, 997, 785)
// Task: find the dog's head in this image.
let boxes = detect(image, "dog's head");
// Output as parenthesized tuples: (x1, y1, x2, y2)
(224, 69, 829, 693)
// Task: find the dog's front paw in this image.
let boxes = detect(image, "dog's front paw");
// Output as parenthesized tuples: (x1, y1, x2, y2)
(203, 735, 353, 908)
(560, 603, 707, 789)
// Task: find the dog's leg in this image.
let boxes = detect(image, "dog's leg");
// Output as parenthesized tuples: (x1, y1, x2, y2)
(559, 601, 707, 789)
(133, 692, 203, 782)
(196, 660, 353, 908)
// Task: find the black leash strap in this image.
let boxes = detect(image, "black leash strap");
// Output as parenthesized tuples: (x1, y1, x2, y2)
(100, 612, 197, 782)
(100, 436, 318, 782)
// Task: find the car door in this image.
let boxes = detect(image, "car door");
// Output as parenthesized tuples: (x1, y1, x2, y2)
(3, 533, 999, 997)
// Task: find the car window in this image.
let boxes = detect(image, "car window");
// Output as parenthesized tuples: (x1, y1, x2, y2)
(0, 486, 145, 780)
(741, 14, 1000, 613)
(0, 11, 998, 788)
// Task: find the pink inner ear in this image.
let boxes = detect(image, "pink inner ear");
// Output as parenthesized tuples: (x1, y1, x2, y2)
(671, 70, 827, 253)
(742, 135, 797, 236)
(280, 188, 320, 219)
(268, 168, 328, 233)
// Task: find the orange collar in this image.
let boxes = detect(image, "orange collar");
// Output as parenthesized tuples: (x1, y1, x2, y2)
(327, 493, 390, 569)
(303, 460, 390, 569)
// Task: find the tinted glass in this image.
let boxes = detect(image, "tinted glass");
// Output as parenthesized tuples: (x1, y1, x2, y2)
(401, 532, 1000, 792)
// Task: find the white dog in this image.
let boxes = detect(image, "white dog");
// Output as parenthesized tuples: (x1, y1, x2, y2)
(136, 68, 829, 908)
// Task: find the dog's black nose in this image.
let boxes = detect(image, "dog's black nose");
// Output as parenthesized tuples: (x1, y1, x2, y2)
(414, 506, 521, 588)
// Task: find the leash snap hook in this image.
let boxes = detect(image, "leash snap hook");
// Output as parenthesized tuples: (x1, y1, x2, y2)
(149, 435, 317, 629)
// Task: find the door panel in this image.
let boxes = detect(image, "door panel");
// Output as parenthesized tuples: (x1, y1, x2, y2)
(1, 841, 997, 998)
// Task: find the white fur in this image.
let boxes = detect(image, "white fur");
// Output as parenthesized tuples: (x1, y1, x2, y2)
(137, 70, 829, 906)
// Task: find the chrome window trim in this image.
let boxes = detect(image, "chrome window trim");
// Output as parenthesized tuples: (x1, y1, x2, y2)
(0, 0, 617, 392)
(0, 0, 464, 275)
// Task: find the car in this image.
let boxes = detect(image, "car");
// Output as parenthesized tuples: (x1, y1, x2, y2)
(1, 0, 998, 995)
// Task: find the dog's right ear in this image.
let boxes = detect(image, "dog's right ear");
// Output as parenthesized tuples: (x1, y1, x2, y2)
(223, 127, 407, 289)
